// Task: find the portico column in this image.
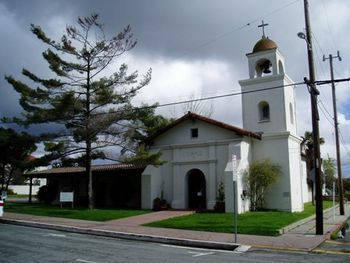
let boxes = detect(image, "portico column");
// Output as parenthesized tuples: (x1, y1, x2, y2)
(208, 145, 216, 209)
(172, 164, 184, 209)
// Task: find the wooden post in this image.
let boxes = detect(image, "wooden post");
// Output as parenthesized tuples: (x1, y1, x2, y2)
(29, 177, 33, 204)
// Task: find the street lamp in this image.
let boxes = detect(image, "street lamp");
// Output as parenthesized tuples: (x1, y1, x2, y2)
(297, 32, 311, 50)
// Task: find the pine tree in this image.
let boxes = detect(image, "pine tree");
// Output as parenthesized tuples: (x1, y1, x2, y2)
(0, 128, 37, 193)
(3, 14, 163, 209)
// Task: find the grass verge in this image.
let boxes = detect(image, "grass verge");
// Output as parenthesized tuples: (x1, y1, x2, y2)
(4, 202, 150, 222)
(145, 201, 334, 236)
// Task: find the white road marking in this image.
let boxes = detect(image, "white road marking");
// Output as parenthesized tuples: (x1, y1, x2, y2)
(44, 233, 67, 238)
(161, 244, 233, 253)
(188, 251, 214, 257)
(76, 259, 98, 263)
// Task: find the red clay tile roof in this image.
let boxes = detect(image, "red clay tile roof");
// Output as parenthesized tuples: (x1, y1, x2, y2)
(144, 112, 261, 145)
(27, 163, 146, 176)
(24, 155, 36, 162)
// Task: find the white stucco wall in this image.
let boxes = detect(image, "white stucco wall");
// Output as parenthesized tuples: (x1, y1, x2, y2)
(252, 133, 291, 211)
(287, 136, 304, 212)
(249, 132, 304, 212)
(142, 165, 158, 209)
(240, 75, 297, 135)
(224, 139, 251, 213)
(300, 160, 310, 203)
(8, 185, 41, 195)
(142, 118, 246, 210)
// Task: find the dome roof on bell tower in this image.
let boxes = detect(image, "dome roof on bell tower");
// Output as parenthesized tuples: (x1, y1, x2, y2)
(252, 36, 278, 53)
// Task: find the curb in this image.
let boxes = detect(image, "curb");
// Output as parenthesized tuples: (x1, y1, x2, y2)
(0, 218, 239, 251)
(250, 244, 311, 253)
(279, 205, 340, 234)
(324, 215, 350, 240)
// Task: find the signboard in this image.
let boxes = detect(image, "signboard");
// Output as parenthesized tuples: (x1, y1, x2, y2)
(232, 154, 237, 181)
(59, 192, 74, 208)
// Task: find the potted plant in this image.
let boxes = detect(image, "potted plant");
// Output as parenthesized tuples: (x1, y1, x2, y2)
(214, 181, 225, 212)
(152, 191, 170, 211)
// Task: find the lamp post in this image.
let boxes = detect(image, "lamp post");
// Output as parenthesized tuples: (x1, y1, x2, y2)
(298, 0, 323, 235)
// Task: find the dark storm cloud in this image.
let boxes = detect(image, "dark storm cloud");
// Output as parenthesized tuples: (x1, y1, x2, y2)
(1, 0, 305, 61)
(0, 0, 321, 126)
(0, 0, 337, 112)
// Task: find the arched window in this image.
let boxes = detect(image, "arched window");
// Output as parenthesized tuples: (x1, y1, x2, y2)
(258, 101, 270, 121)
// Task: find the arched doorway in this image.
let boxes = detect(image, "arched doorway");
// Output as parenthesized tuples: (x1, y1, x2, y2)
(187, 169, 206, 209)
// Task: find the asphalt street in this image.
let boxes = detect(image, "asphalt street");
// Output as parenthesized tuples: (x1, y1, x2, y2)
(0, 224, 349, 263)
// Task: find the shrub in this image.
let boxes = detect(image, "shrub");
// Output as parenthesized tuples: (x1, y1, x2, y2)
(6, 189, 16, 195)
(37, 184, 58, 204)
(243, 159, 281, 211)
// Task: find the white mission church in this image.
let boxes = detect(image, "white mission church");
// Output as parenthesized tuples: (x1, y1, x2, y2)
(141, 35, 310, 213)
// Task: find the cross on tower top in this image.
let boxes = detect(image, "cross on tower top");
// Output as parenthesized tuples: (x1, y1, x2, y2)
(258, 20, 269, 38)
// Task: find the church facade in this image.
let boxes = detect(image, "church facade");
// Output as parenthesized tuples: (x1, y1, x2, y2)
(141, 36, 310, 213)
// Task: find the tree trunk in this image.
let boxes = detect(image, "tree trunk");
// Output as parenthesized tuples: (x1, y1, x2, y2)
(0, 164, 5, 192)
(87, 140, 93, 209)
(86, 54, 94, 210)
(5, 167, 15, 191)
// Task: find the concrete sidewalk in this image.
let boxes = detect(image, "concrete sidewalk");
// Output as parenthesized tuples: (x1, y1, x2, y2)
(1, 203, 349, 252)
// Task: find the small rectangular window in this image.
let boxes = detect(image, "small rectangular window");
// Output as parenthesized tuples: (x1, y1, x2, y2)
(191, 128, 198, 138)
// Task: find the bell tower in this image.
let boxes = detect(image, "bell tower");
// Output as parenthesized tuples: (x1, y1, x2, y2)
(238, 23, 305, 212)
(239, 31, 297, 135)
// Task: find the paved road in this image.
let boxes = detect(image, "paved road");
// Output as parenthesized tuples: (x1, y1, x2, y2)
(0, 224, 348, 263)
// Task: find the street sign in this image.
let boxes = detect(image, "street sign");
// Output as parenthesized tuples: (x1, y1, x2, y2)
(231, 154, 238, 243)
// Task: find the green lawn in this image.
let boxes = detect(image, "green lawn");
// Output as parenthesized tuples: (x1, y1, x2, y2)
(146, 201, 334, 236)
(4, 202, 150, 222)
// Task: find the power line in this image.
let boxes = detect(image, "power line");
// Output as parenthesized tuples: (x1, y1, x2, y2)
(310, 32, 337, 115)
(339, 131, 350, 158)
(176, 0, 301, 59)
(3, 77, 350, 122)
(318, 99, 333, 123)
(321, 0, 339, 52)
(145, 77, 350, 110)
(145, 81, 305, 109)
(0, 81, 306, 123)
(318, 100, 334, 128)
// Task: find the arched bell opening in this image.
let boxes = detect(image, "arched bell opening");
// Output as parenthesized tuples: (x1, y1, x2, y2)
(278, 60, 284, 75)
(255, 58, 272, 77)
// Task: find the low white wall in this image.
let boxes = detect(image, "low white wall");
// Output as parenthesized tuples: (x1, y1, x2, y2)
(8, 185, 41, 195)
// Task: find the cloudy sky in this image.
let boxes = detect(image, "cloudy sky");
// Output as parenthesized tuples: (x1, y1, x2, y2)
(1, 0, 350, 176)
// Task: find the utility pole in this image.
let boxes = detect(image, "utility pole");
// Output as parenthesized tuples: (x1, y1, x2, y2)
(323, 51, 345, 215)
(302, 0, 323, 235)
